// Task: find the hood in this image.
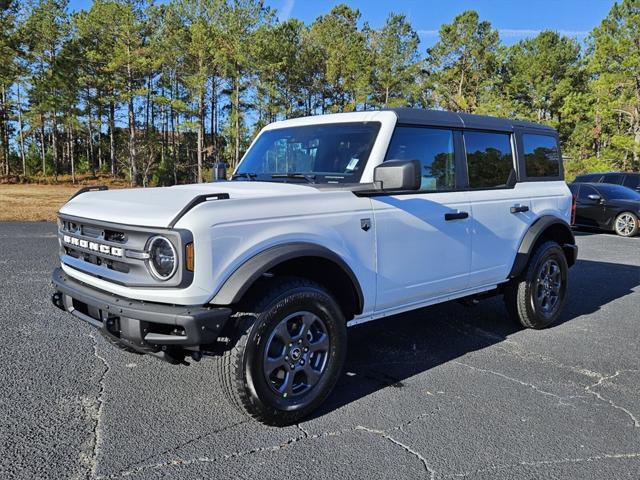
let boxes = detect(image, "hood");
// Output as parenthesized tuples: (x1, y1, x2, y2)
(58, 181, 317, 228)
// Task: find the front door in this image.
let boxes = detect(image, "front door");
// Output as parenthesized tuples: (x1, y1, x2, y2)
(575, 184, 605, 227)
(372, 126, 471, 313)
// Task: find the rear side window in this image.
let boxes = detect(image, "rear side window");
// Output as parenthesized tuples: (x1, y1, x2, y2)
(623, 174, 640, 190)
(464, 131, 514, 189)
(385, 126, 456, 191)
(523, 134, 560, 177)
(575, 174, 601, 182)
(602, 173, 623, 184)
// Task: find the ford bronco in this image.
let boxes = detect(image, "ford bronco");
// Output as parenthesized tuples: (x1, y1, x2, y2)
(52, 108, 577, 425)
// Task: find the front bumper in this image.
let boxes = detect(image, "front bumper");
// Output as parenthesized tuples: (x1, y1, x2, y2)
(51, 267, 231, 362)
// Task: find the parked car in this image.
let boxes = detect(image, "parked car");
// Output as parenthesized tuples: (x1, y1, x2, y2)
(51, 108, 577, 425)
(573, 171, 640, 192)
(568, 182, 640, 237)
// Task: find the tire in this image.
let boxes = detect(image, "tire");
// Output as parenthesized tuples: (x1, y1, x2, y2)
(613, 212, 639, 237)
(215, 277, 347, 426)
(504, 241, 568, 329)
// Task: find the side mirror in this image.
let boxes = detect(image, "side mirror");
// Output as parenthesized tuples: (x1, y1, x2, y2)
(587, 194, 602, 202)
(373, 160, 421, 191)
(211, 162, 228, 182)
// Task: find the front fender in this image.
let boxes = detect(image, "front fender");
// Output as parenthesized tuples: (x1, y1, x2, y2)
(209, 242, 364, 311)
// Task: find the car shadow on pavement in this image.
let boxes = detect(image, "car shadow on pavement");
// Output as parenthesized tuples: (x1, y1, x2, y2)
(314, 258, 640, 419)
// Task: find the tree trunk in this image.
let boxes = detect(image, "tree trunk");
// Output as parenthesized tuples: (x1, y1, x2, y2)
(52, 111, 59, 178)
(87, 104, 95, 175)
(16, 83, 26, 175)
(40, 117, 46, 176)
(97, 99, 103, 170)
(109, 100, 116, 175)
(197, 90, 204, 183)
(234, 69, 241, 168)
(210, 75, 217, 158)
(129, 94, 137, 185)
(127, 46, 138, 186)
(70, 124, 76, 183)
(0, 85, 8, 176)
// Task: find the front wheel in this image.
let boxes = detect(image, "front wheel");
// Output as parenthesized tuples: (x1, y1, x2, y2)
(614, 212, 639, 237)
(215, 277, 347, 425)
(504, 241, 568, 329)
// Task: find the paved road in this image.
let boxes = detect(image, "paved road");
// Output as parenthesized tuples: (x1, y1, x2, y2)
(0, 222, 638, 480)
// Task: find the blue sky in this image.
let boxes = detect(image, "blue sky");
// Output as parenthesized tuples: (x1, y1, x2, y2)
(68, 0, 616, 46)
(271, 0, 616, 46)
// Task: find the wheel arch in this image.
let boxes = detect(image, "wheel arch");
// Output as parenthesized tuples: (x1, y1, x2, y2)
(210, 242, 364, 320)
(509, 215, 577, 278)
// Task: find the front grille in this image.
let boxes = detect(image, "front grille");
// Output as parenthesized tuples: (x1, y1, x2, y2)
(58, 215, 192, 288)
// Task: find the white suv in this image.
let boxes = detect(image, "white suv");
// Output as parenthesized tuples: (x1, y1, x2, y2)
(52, 108, 577, 425)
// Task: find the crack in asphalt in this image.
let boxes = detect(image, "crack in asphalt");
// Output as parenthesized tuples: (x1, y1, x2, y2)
(103, 410, 441, 478)
(448, 452, 640, 478)
(452, 361, 574, 406)
(88, 332, 109, 480)
(105, 428, 352, 478)
(355, 426, 436, 479)
(585, 370, 640, 428)
(113, 420, 250, 476)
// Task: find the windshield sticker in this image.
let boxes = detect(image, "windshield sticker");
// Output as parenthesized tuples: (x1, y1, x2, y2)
(346, 158, 359, 171)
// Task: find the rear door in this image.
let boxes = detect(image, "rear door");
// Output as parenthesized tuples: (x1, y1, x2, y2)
(462, 130, 535, 287)
(372, 126, 471, 312)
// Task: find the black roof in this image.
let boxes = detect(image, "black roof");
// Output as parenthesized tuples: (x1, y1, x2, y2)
(385, 108, 555, 133)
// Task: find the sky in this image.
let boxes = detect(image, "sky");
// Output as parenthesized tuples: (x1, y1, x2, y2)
(67, 0, 618, 47)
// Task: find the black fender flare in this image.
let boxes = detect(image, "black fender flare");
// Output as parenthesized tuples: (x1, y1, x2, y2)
(509, 215, 577, 278)
(210, 242, 364, 313)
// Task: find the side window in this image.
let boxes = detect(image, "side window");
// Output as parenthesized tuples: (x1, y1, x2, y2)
(568, 183, 579, 196)
(623, 175, 640, 190)
(602, 173, 623, 184)
(385, 126, 455, 191)
(464, 131, 514, 189)
(522, 134, 560, 177)
(577, 185, 598, 201)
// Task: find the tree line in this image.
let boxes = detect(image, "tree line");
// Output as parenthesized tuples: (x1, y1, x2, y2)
(0, 0, 638, 186)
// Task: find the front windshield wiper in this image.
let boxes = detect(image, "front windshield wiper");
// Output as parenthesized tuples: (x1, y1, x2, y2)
(231, 172, 257, 181)
(271, 173, 316, 184)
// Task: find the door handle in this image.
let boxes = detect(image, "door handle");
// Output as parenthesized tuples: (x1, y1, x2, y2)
(444, 211, 469, 221)
(510, 205, 529, 214)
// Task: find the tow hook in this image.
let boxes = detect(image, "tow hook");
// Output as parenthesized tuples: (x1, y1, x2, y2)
(51, 292, 65, 311)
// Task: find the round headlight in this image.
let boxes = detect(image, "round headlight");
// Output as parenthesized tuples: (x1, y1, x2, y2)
(147, 236, 177, 280)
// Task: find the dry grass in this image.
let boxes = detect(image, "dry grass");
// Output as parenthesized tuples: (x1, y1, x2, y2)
(0, 184, 100, 222)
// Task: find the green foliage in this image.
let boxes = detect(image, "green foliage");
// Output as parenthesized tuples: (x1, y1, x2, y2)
(0, 1, 638, 184)
(426, 10, 500, 113)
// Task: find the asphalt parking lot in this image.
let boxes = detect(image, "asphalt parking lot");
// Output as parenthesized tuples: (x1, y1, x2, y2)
(0, 222, 638, 480)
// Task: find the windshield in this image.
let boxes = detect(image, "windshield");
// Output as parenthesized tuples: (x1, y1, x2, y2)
(235, 122, 381, 183)
(597, 184, 640, 201)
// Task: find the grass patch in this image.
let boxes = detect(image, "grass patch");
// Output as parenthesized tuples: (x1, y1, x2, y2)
(0, 184, 109, 221)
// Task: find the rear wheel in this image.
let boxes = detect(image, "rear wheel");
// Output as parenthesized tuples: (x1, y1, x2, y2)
(504, 241, 568, 329)
(613, 212, 638, 237)
(215, 277, 347, 425)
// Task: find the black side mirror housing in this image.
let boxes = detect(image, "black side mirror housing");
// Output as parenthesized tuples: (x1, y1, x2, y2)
(587, 194, 602, 202)
(373, 160, 421, 191)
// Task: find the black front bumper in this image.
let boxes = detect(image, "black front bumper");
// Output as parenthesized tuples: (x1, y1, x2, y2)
(52, 267, 231, 361)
